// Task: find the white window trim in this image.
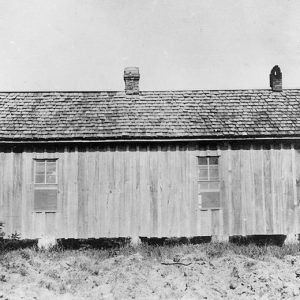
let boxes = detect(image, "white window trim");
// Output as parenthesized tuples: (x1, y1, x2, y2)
(196, 155, 221, 210)
(33, 158, 58, 185)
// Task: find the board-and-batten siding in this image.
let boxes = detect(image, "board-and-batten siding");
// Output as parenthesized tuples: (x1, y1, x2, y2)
(0, 142, 299, 239)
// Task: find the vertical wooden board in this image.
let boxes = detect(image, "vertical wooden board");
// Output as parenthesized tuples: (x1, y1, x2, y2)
(91, 147, 100, 238)
(281, 147, 290, 234)
(52, 146, 63, 238)
(122, 146, 129, 237)
(58, 147, 67, 238)
(175, 146, 182, 237)
(240, 148, 253, 235)
(20, 148, 29, 238)
(231, 150, 242, 235)
(33, 212, 44, 238)
(130, 145, 139, 237)
(0, 151, 9, 235)
(211, 209, 220, 236)
(45, 212, 56, 237)
(87, 148, 97, 238)
(85, 148, 92, 237)
(84, 148, 91, 238)
(138, 146, 148, 236)
(135, 146, 141, 236)
(291, 145, 298, 234)
(184, 145, 192, 237)
(149, 146, 158, 237)
(66, 147, 74, 238)
(199, 210, 211, 235)
(6, 150, 14, 235)
(101, 146, 115, 237)
(280, 144, 290, 233)
(179, 146, 188, 237)
(115, 146, 124, 237)
(169, 146, 178, 236)
(252, 148, 265, 234)
(98, 145, 106, 237)
(156, 146, 163, 237)
(270, 145, 278, 233)
(295, 148, 300, 233)
(239, 149, 246, 236)
(0, 150, 3, 229)
(278, 146, 286, 233)
(124, 145, 135, 236)
(3, 151, 10, 235)
(63, 147, 70, 238)
(282, 147, 295, 234)
(93, 146, 101, 238)
(106, 146, 116, 237)
(219, 146, 228, 236)
(274, 148, 283, 233)
(263, 149, 273, 233)
(77, 147, 88, 238)
(226, 144, 233, 236)
(160, 145, 170, 237)
(296, 149, 300, 202)
(178, 146, 184, 237)
(12, 152, 23, 235)
(146, 145, 152, 237)
(187, 144, 198, 237)
(163, 145, 172, 237)
(71, 147, 79, 238)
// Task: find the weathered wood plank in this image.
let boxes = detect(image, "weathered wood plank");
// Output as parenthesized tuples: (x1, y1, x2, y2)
(231, 149, 241, 235)
(263, 147, 273, 233)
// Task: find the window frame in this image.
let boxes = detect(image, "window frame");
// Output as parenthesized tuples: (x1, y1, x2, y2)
(197, 155, 221, 210)
(33, 158, 59, 212)
(34, 159, 58, 185)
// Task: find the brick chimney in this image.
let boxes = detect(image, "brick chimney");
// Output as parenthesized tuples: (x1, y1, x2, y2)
(270, 65, 282, 92)
(124, 67, 140, 95)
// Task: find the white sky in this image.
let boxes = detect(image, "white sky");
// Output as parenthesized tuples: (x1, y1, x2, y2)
(0, 0, 300, 91)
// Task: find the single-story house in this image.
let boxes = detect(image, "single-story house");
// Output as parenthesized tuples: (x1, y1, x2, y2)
(0, 65, 299, 242)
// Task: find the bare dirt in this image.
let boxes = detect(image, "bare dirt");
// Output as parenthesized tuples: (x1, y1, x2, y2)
(1, 245, 300, 299)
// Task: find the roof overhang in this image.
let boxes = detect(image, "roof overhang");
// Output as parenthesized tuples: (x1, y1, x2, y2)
(0, 136, 299, 144)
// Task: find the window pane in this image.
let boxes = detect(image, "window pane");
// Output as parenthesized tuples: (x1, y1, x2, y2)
(34, 189, 57, 210)
(46, 161, 57, 184)
(198, 157, 208, 165)
(209, 166, 219, 180)
(35, 174, 45, 184)
(35, 161, 45, 183)
(209, 156, 219, 165)
(36, 161, 45, 173)
(200, 192, 220, 209)
(198, 166, 208, 180)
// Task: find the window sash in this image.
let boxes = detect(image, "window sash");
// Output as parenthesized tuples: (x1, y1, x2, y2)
(197, 155, 220, 209)
(34, 159, 57, 184)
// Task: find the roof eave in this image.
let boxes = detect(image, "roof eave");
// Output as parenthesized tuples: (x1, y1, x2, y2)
(0, 135, 299, 144)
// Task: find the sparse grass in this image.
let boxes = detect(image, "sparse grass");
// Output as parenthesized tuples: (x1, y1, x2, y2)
(1, 241, 300, 299)
(111, 242, 300, 261)
(1, 240, 300, 260)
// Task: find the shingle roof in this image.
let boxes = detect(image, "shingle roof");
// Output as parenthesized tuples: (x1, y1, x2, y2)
(0, 89, 299, 141)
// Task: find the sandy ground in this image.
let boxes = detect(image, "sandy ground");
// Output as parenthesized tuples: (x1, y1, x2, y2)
(1, 247, 300, 299)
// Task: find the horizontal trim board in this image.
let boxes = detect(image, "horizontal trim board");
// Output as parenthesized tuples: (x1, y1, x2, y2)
(0, 137, 299, 145)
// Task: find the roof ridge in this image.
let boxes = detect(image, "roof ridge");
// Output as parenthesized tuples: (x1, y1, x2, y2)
(0, 88, 300, 93)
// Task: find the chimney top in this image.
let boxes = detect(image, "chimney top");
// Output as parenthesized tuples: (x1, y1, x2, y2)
(270, 65, 282, 92)
(124, 67, 140, 95)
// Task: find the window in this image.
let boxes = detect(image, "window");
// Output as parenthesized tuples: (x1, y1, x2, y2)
(35, 159, 57, 184)
(34, 159, 58, 211)
(197, 156, 220, 209)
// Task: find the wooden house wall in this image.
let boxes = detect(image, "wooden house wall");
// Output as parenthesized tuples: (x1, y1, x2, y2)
(0, 142, 299, 239)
